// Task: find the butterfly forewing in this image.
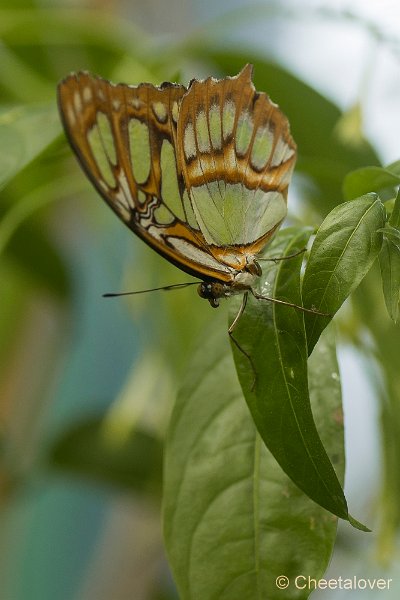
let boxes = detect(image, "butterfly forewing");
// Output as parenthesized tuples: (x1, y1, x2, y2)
(57, 66, 296, 285)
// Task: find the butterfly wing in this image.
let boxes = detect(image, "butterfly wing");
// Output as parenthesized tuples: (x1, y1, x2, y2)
(57, 67, 296, 281)
(177, 64, 297, 269)
(57, 72, 236, 282)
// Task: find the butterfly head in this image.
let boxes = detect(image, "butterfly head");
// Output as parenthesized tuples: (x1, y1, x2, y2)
(198, 259, 261, 307)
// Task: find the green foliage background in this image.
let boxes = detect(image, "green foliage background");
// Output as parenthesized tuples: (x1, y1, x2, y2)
(0, 1, 399, 599)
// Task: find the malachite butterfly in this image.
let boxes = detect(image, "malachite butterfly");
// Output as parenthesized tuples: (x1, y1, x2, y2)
(57, 64, 296, 313)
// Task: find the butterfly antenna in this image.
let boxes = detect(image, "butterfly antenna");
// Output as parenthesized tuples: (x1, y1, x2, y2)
(251, 289, 332, 317)
(257, 248, 307, 263)
(103, 281, 199, 298)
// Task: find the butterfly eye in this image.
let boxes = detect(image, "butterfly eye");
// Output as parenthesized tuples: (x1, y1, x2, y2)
(247, 258, 262, 276)
(197, 282, 212, 300)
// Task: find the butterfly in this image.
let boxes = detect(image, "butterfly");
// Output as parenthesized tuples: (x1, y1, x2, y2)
(57, 64, 299, 333)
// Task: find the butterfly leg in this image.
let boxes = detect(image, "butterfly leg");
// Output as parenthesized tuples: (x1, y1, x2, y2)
(228, 292, 257, 390)
(228, 291, 248, 333)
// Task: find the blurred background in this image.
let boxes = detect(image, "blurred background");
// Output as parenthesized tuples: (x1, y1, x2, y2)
(0, 0, 399, 598)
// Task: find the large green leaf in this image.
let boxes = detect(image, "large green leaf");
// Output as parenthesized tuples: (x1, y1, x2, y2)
(389, 186, 400, 229)
(302, 193, 386, 353)
(379, 191, 400, 323)
(164, 316, 344, 599)
(379, 238, 400, 324)
(228, 228, 365, 529)
(0, 103, 61, 190)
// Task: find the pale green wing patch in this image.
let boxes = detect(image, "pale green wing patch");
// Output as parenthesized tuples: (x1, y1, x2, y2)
(222, 99, 235, 140)
(245, 189, 287, 241)
(97, 112, 117, 165)
(208, 104, 222, 150)
(189, 183, 253, 246)
(235, 110, 253, 156)
(137, 189, 146, 204)
(152, 101, 168, 123)
(189, 182, 287, 246)
(251, 125, 274, 171)
(196, 111, 211, 153)
(87, 121, 116, 187)
(182, 189, 199, 230)
(160, 140, 186, 221)
(270, 137, 295, 167)
(154, 203, 175, 225)
(183, 122, 196, 161)
(129, 118, 151, 184)
(190, 184, 232, 245)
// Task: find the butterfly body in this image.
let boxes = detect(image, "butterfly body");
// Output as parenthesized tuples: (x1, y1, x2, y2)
(57, 65, 296, 305)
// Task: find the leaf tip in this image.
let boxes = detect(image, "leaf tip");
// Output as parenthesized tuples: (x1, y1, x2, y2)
(348, 514, 371, 533)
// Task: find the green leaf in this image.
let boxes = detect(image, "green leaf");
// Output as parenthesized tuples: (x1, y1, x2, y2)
(49, 416, 163, 496)
(382, 225, 400, 248)
(164, 316, 345, 599)
(303, 193, 386, 353)
(228, 228, 366, 530)
(389, 187, 400, 228)
(379, 238, 400, 323)
(386, 159, 400, 176)
(343, 165, 400, 201)
(0, 103, 61, 190)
